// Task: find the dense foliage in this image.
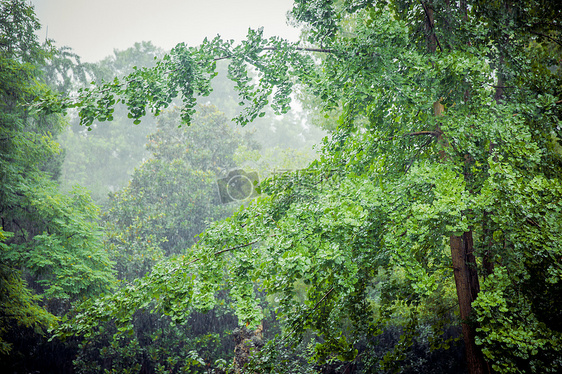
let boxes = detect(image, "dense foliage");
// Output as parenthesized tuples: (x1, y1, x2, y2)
(4, 0, 562, 373)
(0, 0, 114, 370)
(104, 104, 253, 281)
(51, 1, 561, 373)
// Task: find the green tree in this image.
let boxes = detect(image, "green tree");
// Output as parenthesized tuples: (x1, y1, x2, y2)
(104, 104, 253, 281)
(46, 1, 562, 373)
(69, 105, 259, 373)
(0, 0, 114, 369)
(57, 42, 166, 206)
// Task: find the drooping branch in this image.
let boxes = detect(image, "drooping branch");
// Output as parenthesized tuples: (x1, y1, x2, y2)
(34, 39, 335, 128)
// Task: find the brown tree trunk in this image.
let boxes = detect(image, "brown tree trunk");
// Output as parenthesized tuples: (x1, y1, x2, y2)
(450, 233, 489, 374)
(436, 106, 490, 374)
(432, 56, 490, 374)
(424, 3, 490, 373)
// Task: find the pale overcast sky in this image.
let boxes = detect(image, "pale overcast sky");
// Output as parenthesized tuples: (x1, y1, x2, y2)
(30, 0, 301, 62)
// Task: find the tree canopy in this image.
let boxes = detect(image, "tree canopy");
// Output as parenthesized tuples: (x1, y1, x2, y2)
(9, 0, 562, 373)
(0, 0, 114, 366)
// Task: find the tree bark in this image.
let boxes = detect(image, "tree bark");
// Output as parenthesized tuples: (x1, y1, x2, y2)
(450, 233, 489, 374)
(425, 3, 490, 373)
(437, 105, 490, 374)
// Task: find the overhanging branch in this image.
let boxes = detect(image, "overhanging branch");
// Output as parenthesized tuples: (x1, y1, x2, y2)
(187, 234, 277, 265)
(187, 239, 260, 265)
(387, 130, 440, 140)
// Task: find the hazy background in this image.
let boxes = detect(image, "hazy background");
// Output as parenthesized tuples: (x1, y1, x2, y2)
(28, 0, 325, 207)
(31, 0, 301, 62)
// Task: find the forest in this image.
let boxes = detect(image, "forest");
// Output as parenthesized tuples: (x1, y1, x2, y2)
(1, 0, 561, 373)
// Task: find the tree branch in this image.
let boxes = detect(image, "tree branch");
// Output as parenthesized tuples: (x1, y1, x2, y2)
(405, 137, 434, 173)
(187, 235, 277, 265)
(288, 286, 335, 336)
(387, 130, 440, 140)
(262, 46, 334, 54)
(44, 42, 335, 123)
(528, 30, 562, 47)
(420, 1, 444, 52)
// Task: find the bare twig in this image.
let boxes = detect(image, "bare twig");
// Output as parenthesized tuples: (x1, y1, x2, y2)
(405, 137, 434, 173)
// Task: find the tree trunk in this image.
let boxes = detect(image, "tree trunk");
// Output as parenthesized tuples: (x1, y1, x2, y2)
(450, 233, 489, 374)
(424, 3, 490, 373)
(435, 106, 490, 374)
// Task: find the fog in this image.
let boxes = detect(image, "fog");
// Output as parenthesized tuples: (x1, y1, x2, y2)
(31, 0, 300, 62)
